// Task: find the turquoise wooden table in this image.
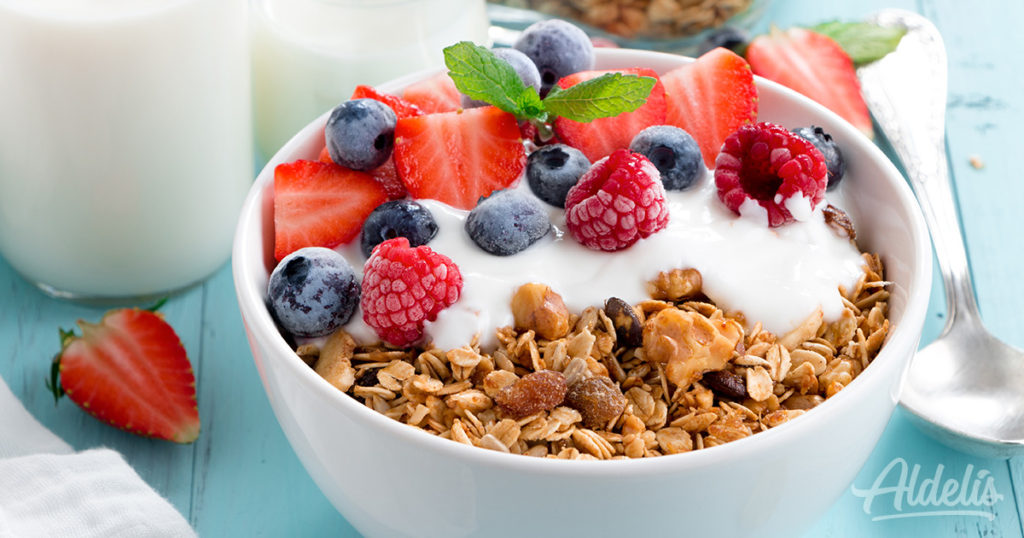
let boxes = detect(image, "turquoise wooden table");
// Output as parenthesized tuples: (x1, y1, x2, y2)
(3, 0, 1023, 536)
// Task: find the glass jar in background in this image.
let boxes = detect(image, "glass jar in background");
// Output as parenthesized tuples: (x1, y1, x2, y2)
(250, 0, 490, 160)
(0, 0, 253, 301)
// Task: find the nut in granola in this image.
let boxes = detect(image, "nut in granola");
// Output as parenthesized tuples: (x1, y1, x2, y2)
(511, 283, 571, 340)
(641, 308, 742, 388)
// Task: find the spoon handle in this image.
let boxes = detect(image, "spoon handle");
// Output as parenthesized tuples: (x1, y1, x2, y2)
(858, 10, 981, 331)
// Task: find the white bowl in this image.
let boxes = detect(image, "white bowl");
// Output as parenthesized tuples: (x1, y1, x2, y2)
(233, 48, 931, 537)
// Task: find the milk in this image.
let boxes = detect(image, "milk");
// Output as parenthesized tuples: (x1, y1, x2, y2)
(251, 0, 489, 158)
(0, 0, 252, 299)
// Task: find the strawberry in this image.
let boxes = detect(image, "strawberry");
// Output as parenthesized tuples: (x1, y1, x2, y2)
(316, 147, 406, 200)
(274, 159, 388, 260)
(553, 68, 667, 162)
(393, 106, 526, 210)
(400, 72, 462, 114)
(48, 306, 200, 443)
(746, 28, 873, 137)
(661, 47, 759, 167)
(350, 85, 423, 119)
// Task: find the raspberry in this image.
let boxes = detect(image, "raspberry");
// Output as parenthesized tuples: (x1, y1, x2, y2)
(564, 149, 669, 252)
(714, 122, 827, 227)
(360, 237, 462, 347)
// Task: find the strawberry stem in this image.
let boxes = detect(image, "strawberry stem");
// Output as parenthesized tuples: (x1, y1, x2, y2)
(146, 297, 168, 312)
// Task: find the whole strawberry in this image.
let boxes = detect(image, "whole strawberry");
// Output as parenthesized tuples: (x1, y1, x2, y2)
(361, 237, 463, 347)
(564, 149, 669, 252)
(48, 306, 200, 443)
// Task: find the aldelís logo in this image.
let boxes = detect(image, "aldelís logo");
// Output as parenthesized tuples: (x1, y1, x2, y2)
(850, 458, 1004, 521)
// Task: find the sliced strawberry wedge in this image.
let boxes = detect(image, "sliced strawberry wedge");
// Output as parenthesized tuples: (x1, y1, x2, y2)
(746, 28, 873, 137)
(400, 72, 462, 114)
(394, 106, 526, 210)
(351, 84, 423, 119)
(553, 68, 667, 162)
(662, 47, 759, 167)
(53, 308, 199, 443)
(274, 160, 388, 260)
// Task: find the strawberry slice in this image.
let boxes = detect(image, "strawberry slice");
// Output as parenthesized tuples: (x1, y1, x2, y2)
(350, 84, 423, 119)
(316, 147, 406, 200)
(50, 307, 200, 443)
(274, 160, 388, 260)
(662, 47, 759, 167)
(746, 28, 873, 137)
(553, 68, 667, 162)
(393, 106, 526, 210)
(400, 72, 462, 114)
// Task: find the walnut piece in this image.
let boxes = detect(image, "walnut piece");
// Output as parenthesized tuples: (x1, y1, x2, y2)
(641, 309, 742, 388)
(511, 283, 571, 340)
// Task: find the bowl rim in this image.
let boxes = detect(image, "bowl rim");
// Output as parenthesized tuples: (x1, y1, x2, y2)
(233, 47, 932, 476)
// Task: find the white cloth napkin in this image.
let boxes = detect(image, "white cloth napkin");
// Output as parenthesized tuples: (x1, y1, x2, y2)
(0, 376, 196, 538)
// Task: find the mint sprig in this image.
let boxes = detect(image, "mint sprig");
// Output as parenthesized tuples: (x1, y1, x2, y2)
(811, 21, 907, 66)
(442, 42, 656, 136)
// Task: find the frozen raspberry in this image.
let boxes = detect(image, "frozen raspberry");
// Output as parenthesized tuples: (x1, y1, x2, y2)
(714, 122, 827, 227)
(564, 149, 669, 252)
(360, 237, 462, 347)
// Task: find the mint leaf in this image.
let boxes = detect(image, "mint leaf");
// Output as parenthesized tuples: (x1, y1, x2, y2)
(811, 21, 906, 66)
(443, 42, 543, 119)
(543, 73, 656, 123)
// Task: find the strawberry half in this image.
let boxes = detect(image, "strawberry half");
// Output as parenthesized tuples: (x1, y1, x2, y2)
(49, 307, 199, 443)
(746, 28, 873, 137)
(662, 47, 759, 167)
(351, 85, 423, 119)
(274, 159, 388, 260)
(317, 148, 407, 201)
(553, 68, 667, 162)
(393, 106, 526, 210)
(400, 72, 462, 115)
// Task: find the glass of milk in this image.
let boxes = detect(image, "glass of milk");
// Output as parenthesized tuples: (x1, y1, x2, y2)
(0, 0, 253, 301)
(251, 0, 490, 159)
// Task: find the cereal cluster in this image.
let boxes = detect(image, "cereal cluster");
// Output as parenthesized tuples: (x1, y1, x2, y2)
(299, 253, 890, 460)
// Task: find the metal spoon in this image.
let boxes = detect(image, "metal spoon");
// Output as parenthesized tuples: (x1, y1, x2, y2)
(858, 9, 1024, 458)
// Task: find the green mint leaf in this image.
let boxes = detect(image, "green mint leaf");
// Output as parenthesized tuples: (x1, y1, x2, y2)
(542, 73, 656, 123)
(443, 41, 544, 120)
(811, 21, 907, 66)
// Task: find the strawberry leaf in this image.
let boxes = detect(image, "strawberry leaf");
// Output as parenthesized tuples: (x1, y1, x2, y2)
(810, 21, 906, 66)
(542, 73, 656, 123)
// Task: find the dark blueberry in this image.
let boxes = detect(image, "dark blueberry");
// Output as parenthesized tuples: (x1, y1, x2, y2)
(360, 200, 439, 258)
(267, 247, 359, 338)
(526, 144, 591, 208)
(513, 19, 595, 96)
(465, 190, 551, 256)
(462, 48, 542, 109)
(325, 98, 396, 171)
(793, 125, 846, 190)
(696, 26, 751, 57)
(629, 125, 704, 190)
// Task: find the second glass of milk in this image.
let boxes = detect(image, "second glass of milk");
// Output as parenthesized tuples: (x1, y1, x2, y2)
(0, 0, 253, 301)
(251, 0, 490, 159)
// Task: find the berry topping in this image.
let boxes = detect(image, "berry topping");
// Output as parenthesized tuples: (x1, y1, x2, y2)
(393, 106, 526, 210)
(50, 307, 200, 443)
(325, 98, 397, 171)
(696, 26, 750, 57)
(273, 160, 388, 260)
(465, 190, 551, 256)
(268, 247, 360, 338)
(746, 28, 873, 137)
(714, 122, 828, 227)
(564, 149, 669, 252)
(513, 19, 595, 96)
(401, 71, 462, 114)
(461, 48, 541, 109)
(661, 47, 758, 167)
(360, 237, 463, 347)
(360, 200, 439, 258)
(629, 125, 704, 191)
(553, 68, 667, 162)
(793, 126, 845, 190)
(350, 84, 423, 119)
(526, 144, 591, 208)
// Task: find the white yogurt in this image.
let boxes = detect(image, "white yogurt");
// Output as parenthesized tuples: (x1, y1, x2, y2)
(337, 172, 865, 351)
(0, 0, 252, 298)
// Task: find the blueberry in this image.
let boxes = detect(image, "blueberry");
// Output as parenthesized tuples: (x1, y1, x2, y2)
(325, 98, 396, 171)
(696, 26, 751, 57)
(526, 144, 591, 208)
(462, 48, 542, 109)
(360, 200, 439, 258)
(629, 125, 704, 191)
(793, 126, 845, 190)
(513, 19, 595, 96)
(267, 247, 359, 338)
(465, 190, 551, 256)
